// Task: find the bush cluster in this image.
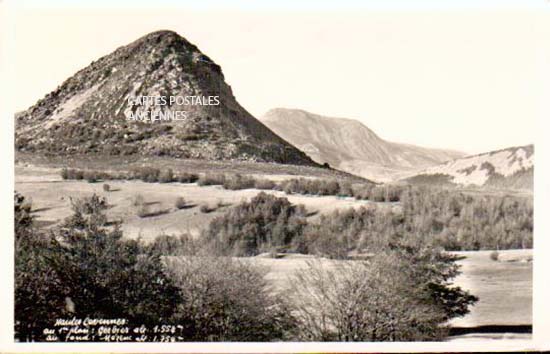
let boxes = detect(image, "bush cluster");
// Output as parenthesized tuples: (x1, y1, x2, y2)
(177, 172, 200, 183)
(61, 167, 199, 185)
(61, 168, 407, 204)
(222, 174, 255, 190)
(281, 178, 340, 196)
(203, 192, 308, 256)
(298, 187, 533, 257)
(199, 203, 218, 213)
(197, 173, 226, 186)
(15, 193, 181, 341)
(174, 196, 186, 209)
(289, 247, 477, 341)
(352, 184, 404, 202)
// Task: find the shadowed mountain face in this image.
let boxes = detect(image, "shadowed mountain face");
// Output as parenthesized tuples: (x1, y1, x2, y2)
(15, 30, 317, 166)
(404, 145, 534, 190)
(260, 108, 465, 181)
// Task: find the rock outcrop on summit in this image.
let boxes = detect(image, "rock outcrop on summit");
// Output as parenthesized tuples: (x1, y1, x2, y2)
(15, 30, 317, 166)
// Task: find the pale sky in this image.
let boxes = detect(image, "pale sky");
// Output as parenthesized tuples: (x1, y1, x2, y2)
(6, 0, 550, 154)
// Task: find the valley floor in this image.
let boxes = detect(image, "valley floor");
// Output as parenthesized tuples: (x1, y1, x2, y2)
(14, 164, 532, 342)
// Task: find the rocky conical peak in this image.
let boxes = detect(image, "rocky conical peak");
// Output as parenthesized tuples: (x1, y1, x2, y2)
(16, 30, 317, 166)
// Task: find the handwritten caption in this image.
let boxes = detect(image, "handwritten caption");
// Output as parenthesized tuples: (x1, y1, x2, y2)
(43, 318, 185, 342)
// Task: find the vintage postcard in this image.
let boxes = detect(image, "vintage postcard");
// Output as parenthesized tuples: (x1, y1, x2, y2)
(2, 0, 549, 352)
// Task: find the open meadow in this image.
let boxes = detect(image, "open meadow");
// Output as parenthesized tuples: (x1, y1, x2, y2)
(15, 164, 381, 240)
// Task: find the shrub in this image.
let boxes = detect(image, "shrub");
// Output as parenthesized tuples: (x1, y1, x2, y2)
(200, 203, 217, 213)
(60, 168, 84, 180)
(370, 186, 387, 202)
(159, 168, 175, 183)
(253, 178, 277, 190)
(165, 256, 296, 341)
(222, 174, 255, 190)
(102, 183, 110, 192)
(175, 196, 186, 209)
(353, 184, 373, 200)
(147, 234, 196, 256)
(132, 194, 145, 207)
(281, 178, 342, 196)
(83, 170, 99, 183)
(216, 199, 225, 208)
(131, 167, 161, 183)
(64, 194, 108, 230)
(203, 192, 307, 256)
(177, 172, 199, 183)
(61, 168, 69, 180)
(137, 204, 150, 218)
(400, 187, 533, 250)
(197, 173, 226, 186)
(338, 181, 354, 197)
(73, 169, 84, 180)
(58, 197, 182, 331)
(299, 207, 385, 258)
(386, 185, 404, 202)
(288, 247, 477, 341)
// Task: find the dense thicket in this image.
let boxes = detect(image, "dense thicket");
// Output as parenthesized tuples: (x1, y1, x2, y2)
(400, 187, 533, 250)
(203, 192, 308, 256)
(165, 256, 296, 341)
(203, 188, 532, 257)
(15, 193, 181, 341)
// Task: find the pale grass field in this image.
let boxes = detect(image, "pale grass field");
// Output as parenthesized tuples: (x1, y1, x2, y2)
(15, 165, 382, 240)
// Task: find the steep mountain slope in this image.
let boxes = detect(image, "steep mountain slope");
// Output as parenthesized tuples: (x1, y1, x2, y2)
(15, 31, 317, 166)
(404, 145, 534, 190)
(260, 108, 464, 181)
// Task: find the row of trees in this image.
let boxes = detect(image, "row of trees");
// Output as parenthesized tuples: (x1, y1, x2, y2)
(60, 168, 406, 202)
(399, 187, 533, 250)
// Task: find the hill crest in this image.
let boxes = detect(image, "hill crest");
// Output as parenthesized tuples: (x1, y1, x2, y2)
(15, 31, 317, 167)
(261, 108, 465, 181)
(404, 145, 534, 190)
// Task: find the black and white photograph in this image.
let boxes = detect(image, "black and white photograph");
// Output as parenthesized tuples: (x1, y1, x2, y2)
(2, 0, 549, 352)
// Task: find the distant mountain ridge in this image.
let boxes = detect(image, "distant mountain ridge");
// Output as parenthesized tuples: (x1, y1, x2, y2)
(15, 30, 317, 167)
(404, 145, 534, 190)
(260, 108, 465, 181)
